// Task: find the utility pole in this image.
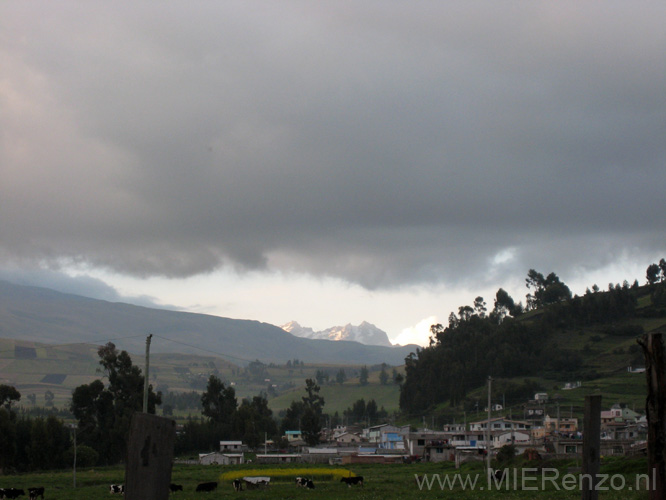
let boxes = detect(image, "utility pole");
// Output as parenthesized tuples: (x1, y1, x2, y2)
(68, 423, 77, 488)
(143, 334, 153, 413)
(486, 376, 492, 472)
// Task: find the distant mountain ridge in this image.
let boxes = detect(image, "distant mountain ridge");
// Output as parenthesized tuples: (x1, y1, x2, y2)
(0, 280, 416, 365)
(281, 321, 393, 347)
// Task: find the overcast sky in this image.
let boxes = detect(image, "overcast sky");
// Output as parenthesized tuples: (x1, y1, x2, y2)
(1, 2, 665, 347)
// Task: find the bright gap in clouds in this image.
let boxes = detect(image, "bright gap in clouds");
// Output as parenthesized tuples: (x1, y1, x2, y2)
(61, 265, 465, 347)
(393, 316, 439, 347)
(57, 255, 655, 350)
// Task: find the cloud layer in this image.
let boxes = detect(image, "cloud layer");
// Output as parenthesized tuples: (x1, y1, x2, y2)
(2, 2, 665, 293)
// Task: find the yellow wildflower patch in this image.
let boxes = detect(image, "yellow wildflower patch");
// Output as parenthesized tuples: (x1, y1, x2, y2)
(220, 467, 356, 483)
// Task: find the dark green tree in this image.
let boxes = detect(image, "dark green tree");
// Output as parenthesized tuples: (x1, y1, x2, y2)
(335, 368, 346, 385)
(359, 366, 369, 386)
(233, 396, 277, 448)
(70, 342, 160, 465)
(301, 379, 325, 445)
(201, 375, 237, 424)
(647, 263, 661, 285)
(492, 288, 516, 321)
(200, 374, 237, 446)
(379, 365, 389, 385)
(0, 384, 21, 409)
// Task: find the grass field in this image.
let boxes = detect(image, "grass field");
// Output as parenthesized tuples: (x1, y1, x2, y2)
(0, 458, 652, 499)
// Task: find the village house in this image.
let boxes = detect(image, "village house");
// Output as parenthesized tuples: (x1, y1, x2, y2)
(284, 430, 303, 442)
(523, 404, 545, 425)
(219, 441, 244, 452)
(543, 415, 578, 434)
(469, 417, 531, 432)
(492, 430, 532, 448)
(198, 451, 244, 465)
(365, 423, 401, 444)
(335, 432, 362, 445)
(601, 403, 640, 425)
(404, 431, 452, 457)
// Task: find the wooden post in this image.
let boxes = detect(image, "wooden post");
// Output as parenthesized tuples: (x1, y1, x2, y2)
(581, 394, 601, 500)
(125, 413, 176, 500)
(638, 333, 666, 500)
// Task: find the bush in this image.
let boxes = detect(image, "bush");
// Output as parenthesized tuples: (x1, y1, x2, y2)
(495, 444, 516, 463)
(63, 444, 99, 467)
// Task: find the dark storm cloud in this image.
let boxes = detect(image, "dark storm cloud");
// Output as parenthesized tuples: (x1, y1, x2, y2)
(1, 2, 665, 288)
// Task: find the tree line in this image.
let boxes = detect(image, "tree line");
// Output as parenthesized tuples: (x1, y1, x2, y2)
(399, 264, 663, 415)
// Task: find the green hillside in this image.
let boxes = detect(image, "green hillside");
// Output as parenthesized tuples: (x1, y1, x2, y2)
(399, 269, 666, 427)
(0, 338, 402, 417)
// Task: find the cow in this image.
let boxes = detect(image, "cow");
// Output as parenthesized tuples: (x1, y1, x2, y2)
(109, 484, 124, 494)
(195, 482, 218, 492)
(232, 479, 243, 492)
(295, 477, 314, 489)
(2, 489, 26, 499)
(169, 483, 183, 493)
(27, 487, 44, 500)
(341, 476, 364, 487)
(493, 469, 506, 482)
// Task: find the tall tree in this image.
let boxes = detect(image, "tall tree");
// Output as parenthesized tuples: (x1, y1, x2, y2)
(70, 343, 161, 465)
(379, 365, 389, 385)
(647, 263, 661, 285)
(301, 379, 325, 445)
(201, 375, 237, 424)
(0, 384, 21, 409)
(359, 366, 369, 386)
(233, 396, 277, 449)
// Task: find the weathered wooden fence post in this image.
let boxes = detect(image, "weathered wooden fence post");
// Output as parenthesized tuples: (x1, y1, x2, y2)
(638, 332, 666, 500)
(581, 394, 601, 500)
(125, 413, 176, 500)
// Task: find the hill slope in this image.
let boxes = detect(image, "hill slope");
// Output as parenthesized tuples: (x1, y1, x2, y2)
(0, 280, 416, 366)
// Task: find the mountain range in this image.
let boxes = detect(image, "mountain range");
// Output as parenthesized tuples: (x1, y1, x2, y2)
(0, 280, 416, 366)
(281, 320, 393, 346)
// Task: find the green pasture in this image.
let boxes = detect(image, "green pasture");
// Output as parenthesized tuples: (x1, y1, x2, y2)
(0, 458, 652, 499)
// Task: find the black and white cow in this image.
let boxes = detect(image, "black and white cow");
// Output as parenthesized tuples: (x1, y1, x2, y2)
(195, 482, 217, 492)
(493, 469, 506, 482)
(232, 479, 243, 492)
(109, 484, 124, 494)
(27, 487, 45, 500)
(169, 483, 183, 493)
(295, 477, 314, 489)
(2, 488, 26, 499)
(341, 476, 364, 487)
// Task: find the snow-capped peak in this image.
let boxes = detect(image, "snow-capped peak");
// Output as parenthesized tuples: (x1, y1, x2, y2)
(281, 321, 393, 347)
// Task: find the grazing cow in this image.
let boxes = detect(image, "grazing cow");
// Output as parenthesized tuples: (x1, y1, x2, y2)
(232, 479, 243, 492)
(295, 477, 315, 489)
(493, 469, 506, 482)
(169, 483, 183, 493)
(109, 484, 124, 494)
(3, 489, 26, 499)
(195, 482, 218, 492)
(28, 487, 45, 500)
(341, 476, 364, 487)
